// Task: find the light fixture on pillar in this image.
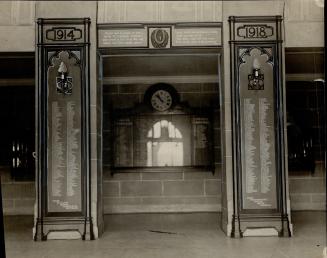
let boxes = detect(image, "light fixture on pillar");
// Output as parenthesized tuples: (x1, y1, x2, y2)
(56, 61, 73, 95)
(248, 58, 264, 90)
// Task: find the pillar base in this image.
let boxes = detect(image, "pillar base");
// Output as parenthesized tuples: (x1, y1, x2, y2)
(33, 217, 94, 241)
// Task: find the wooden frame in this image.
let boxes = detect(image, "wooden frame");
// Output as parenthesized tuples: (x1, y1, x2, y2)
(34, 18, 93, 241)
(229, 16, 291, 237)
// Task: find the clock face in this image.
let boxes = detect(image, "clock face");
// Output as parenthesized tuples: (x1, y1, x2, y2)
(150, 89, 173, 111)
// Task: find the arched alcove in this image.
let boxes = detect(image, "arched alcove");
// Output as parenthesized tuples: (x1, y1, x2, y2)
(147, 119, 184, 166)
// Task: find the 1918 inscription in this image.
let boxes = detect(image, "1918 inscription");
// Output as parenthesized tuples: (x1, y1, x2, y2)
(237, 24, 273, 39)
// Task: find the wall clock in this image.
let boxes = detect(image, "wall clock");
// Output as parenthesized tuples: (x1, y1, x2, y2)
(150, 89, 173, 111)
(145, 83, 179, 112)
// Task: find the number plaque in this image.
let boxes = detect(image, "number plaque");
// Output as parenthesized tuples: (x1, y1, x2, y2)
(237, 24, 274, 39)
(230, 16, 279, 41)
(39, 19, 87, 44)
(46, 27, 82, 41)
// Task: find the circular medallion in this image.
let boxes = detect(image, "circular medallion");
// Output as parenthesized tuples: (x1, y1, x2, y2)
(151, 29, 169, 48)
(150, 89, 173, 111)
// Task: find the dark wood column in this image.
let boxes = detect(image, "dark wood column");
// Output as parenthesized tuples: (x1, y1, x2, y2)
(229, 16, 291, 237)
(34, 18, 93, 241)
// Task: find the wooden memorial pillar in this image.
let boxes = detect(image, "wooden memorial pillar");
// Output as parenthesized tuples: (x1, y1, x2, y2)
(229, 16, 291, 237)
(34, 18, 93, 240)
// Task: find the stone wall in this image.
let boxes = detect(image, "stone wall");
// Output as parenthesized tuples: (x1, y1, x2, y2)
(103, 170, 221, 213)
(284, 0, 324, 47)
(0, 167, 34, 215)
(2, 163, 325, 215)
(0, 1, 34, 51)
(289, 163, 325, 210)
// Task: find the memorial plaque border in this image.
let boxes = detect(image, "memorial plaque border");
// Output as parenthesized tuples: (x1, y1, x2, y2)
(236, 44, 279, 214)
(229, 16, 290, 237)
(44, 47, 86, 217)
(35, 18, 93, 240)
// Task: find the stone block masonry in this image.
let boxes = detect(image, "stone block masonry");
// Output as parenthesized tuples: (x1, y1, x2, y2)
(103, 169, 222, 213)
(289, 162, 326, 210)
(0, 162, 325, 214)
(0, 167, 35, 215)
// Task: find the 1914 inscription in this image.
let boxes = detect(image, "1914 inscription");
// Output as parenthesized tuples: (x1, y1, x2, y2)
(46, 27, 82, 41)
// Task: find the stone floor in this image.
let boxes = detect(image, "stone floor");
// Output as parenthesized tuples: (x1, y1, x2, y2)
(3, 211, 326, 258)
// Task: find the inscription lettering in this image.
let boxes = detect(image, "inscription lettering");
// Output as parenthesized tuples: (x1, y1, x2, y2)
(237, 24, 273, 39)
(173, 28, 221, 47)
(243, 98, 258, 194)
(259, 98, 272, 194)
(242, 97, 276, 208)
(99, 29, 147, 48)
(46, 27, 82, 41)
(51, 101, 65, 197)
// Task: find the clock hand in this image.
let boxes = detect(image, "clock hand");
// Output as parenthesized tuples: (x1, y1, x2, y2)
(156, 94, 164, 103)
